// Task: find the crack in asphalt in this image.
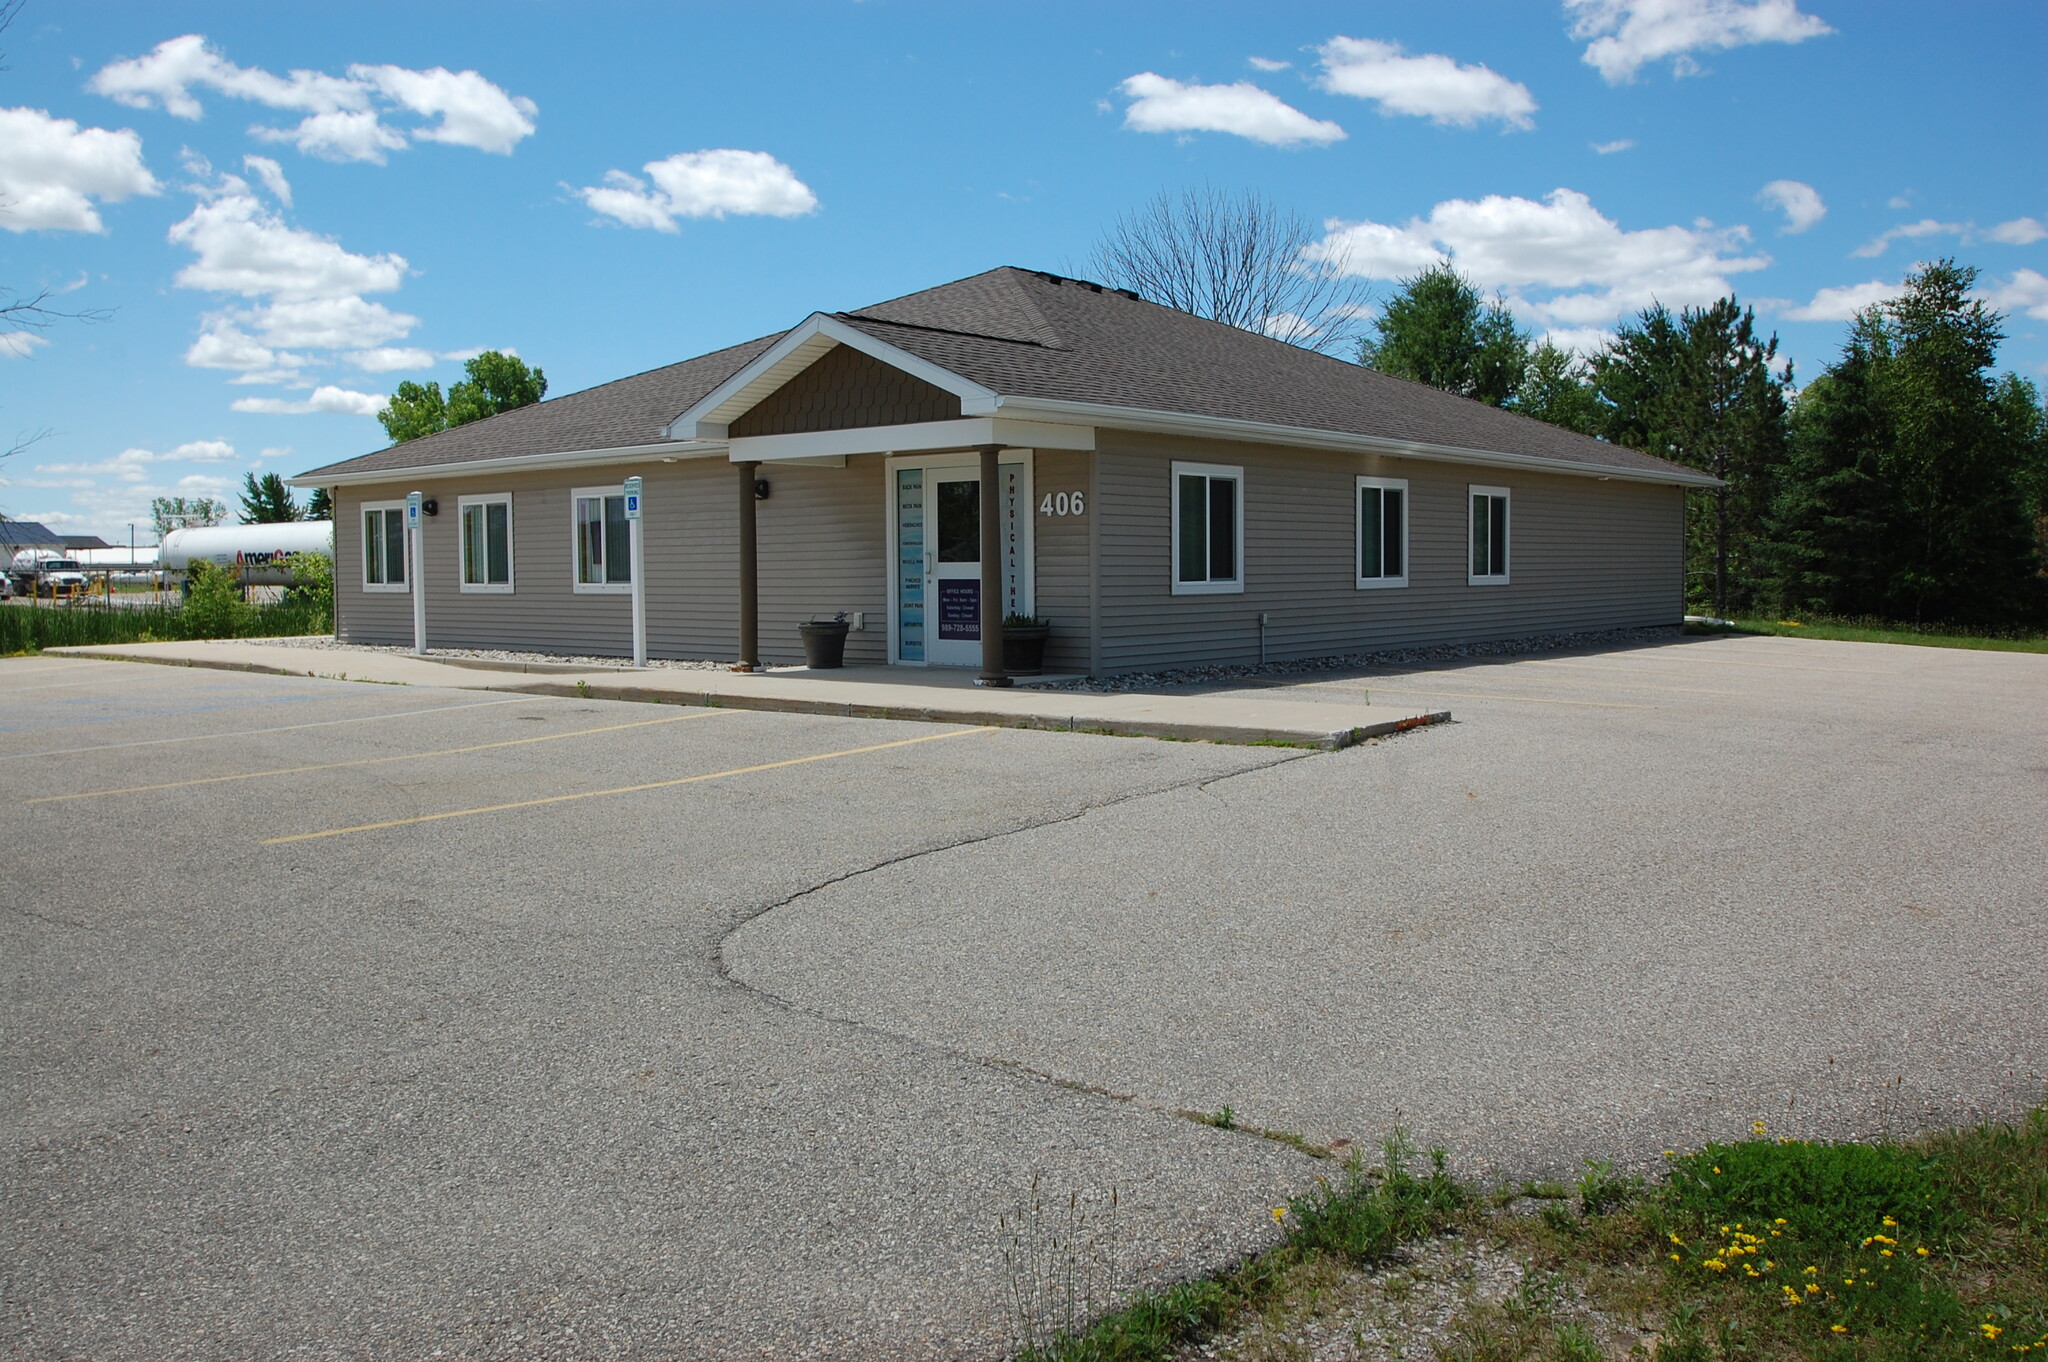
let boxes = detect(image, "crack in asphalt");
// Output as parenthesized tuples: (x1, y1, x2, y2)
(710, 740, 1340, 1147)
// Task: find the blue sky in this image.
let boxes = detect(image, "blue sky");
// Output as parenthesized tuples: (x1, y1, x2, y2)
(3, 0, 2044, 540)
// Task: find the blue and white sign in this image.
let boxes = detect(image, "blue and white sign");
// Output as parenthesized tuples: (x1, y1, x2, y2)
(623, 476, 642, 521)
(405, 491, 422, 528)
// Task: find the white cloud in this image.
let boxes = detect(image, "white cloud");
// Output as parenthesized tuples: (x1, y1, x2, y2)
(1851, 217, 1962, 259)
(1116, 73, 1345, 146)
(1987, 217, 2046, 246)
(230, 385, 387, 416)
(1988, 269, 2048, 321)
(1782, 278, 1895, 322)
(0, 331, 50, 358)
(184, 318, 301, 373)
(1307, 186, 1770, 326)
(1758, 179, 1825, 233)
(577, 149, 820, 231)
(345, 346, 437, 372)
(88, 35, 536, 163)
(1247, 57, 1292, 72)
(1566, 0, 1833, 84)
(0, 106, 160, 233)
(242, 296, 417, 349)
(240, 153, 292, 207)
(1314, 37, 1536, 130)
(253, 109, 408, 164)
(350, 65, 538, 154)
(1593, 138, 1636, 154)
(1541, 326, 1619, 355)
(33, 441, 234, 485)
(168, 191, 406, 299)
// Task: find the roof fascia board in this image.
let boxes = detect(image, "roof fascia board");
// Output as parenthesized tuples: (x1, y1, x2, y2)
(286, 440, 727, 489)
(727, 416, 1095, 463)
(665, 314, 1000, 440)
(986, 395, 1723, 488)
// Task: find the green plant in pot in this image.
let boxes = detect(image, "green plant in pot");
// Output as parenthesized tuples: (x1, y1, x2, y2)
(798, 611, 850, 669)
(1002, 613, 1051, 675)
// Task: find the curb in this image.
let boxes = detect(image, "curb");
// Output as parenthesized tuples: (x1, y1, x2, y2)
(44, 647, 1450, 750)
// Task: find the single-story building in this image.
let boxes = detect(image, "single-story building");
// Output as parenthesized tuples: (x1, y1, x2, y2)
(292, 266, 1714, 680)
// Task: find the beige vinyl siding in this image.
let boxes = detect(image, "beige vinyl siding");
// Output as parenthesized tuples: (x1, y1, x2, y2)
(1094, 430, 1682, 673)
(1029, 449, 1092, 674)
(333, 455, 892, 666)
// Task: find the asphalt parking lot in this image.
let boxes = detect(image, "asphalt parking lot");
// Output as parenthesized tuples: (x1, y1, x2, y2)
(5, 637, 2046, 1359)
(1, 657, 1307, 1360)
(730, 634, 2048, 1168)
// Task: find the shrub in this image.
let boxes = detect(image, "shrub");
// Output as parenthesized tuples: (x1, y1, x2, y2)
(178, 560, 255, 639)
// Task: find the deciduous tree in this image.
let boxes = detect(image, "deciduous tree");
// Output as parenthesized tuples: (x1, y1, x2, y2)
(1357, 262, 1529, 407)
(1090, 185, 1370, 353)
(378, 351, 548, 445)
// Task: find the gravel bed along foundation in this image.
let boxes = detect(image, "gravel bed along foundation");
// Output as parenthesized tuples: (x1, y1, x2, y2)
(1043, 625, 1687, 693)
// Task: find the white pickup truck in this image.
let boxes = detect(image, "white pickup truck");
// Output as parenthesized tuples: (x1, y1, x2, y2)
(9, 552, 90, 598)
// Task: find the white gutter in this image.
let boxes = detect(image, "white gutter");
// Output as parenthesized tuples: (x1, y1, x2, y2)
(969, 394, 1725, 489)
(285, 440, 727, 489)
(290, 395, 1721, 492)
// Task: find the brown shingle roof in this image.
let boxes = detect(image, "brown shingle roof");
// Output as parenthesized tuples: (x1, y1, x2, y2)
(299, 266, 1698, 483)
(297, 334, 782, 480)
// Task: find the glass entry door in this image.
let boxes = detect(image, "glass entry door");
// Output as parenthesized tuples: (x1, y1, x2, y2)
(927, 471, 984, 667)
(894, 460, 1029, 666)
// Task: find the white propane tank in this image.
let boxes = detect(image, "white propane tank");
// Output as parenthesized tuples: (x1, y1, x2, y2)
(161, 522, 333, 585)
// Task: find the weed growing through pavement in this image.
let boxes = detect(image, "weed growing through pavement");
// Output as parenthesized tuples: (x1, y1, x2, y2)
(1001, 1175, 1124, 1358)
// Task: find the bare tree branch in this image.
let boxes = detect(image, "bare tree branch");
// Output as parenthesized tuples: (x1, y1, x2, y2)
(1088, 185, 1371, 354)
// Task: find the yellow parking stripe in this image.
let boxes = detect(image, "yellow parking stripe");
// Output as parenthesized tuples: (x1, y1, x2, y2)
(0, 697, 543, 762)
(263, 726, 999, 844)
(28, 708, 730, 803)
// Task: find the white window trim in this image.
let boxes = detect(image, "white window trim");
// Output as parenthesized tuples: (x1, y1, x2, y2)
(360, 500, 408, 593)
(457, 492, 515, 594)
(570, 485, 631, 595)
(1355, 476, 1409, 590)
(1468, 484, 1510, 586)
(1170, 459, 1245, 596)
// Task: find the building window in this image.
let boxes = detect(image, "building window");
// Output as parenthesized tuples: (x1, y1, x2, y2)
(362, 502, 407, 591)
(1469, 485, 1510, 584)
(459, 493, 514, 592)
(572, 488, 631, 592)
(1356, 477, 1408, 589)
(1171, 460, 1243, 594)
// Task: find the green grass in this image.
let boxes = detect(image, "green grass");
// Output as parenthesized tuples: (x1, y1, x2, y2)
(1701, 615, 2048, 654)
(1011, 1108, 2048, 1362)
(0, 597, 331, 654)
(1016, 1134, 1467, 1361)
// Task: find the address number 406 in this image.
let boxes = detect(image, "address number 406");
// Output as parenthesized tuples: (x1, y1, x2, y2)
(1038, 491, 1085, 517)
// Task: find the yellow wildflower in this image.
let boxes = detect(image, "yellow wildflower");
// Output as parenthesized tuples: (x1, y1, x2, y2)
(1882, 1216, 1898, 1228)
(1985, 1325, 2005, 1341)
(1916, 1247, 1929, 1257)
(1271, 1207, 1287, 1222)
(1833, 1324, 1848, 1335)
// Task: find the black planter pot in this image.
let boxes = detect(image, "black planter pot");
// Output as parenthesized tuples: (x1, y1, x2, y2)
(1002, 624, 1051, 675)
(798, 620, 850, 669)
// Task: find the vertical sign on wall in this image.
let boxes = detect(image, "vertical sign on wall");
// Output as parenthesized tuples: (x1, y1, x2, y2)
(406, 490, 425, 656)
(1002, 465, 1023, 621)
(623, 476, 645, 668)
(896, 469, 924, 661)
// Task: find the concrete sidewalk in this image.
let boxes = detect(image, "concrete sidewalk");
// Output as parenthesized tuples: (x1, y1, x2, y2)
(45, 640, 1447, 748)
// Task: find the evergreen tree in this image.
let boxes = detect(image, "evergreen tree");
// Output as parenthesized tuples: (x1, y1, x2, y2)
(1359, 262, 1529, 407)
(239, 471, 302, 524)
(1511, 341, 1602, 434)
(1592, 298, 1790, 615)
(1770, 260, 2042, 625)
(305, 486, 333, 521)
(378, 351, 547, 445)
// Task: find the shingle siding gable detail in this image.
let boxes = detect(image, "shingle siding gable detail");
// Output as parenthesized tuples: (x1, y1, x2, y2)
(729, 344, 962, 437)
